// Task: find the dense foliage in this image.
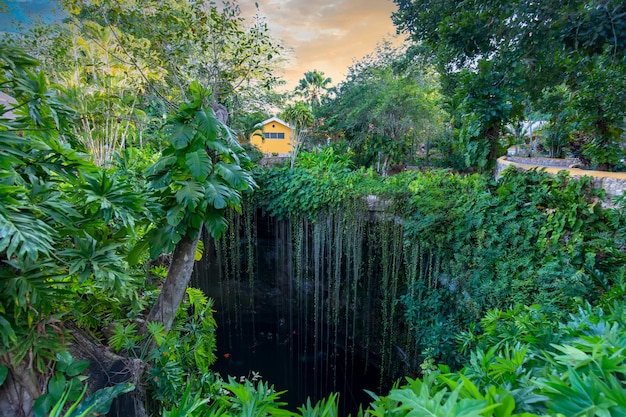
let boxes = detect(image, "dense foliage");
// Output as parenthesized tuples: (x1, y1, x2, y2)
(7, 0, 285, 168)
(0, 44, 146, 372)
(393, 0, 626, 170)
(0, 42, 255, 416)
(316, 43, 452, 172)
(256, 150, 626, 367)
(2, 0, 626, 415)
(364, 295, 626, 417)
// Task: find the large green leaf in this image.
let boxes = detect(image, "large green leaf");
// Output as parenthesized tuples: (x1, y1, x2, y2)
(215, 161, 251, 190)
(146, 154, 177, 184)
(185, 149, 212, 181)
(80, 171, 144, 228)
(204, 208, 228, 239)
(0, 208, 56, 262)
(204, 178, 236, 210)
(166, 121, 196, 150)
(195, 108, 219, 140)
(146, 225, 181, 258)
(166, 203, 186, 228)
(48, 373, 67, 400)
(127, 237, 150, 266)
(175, 180, 205, 211)
(205, 138, 235, 156)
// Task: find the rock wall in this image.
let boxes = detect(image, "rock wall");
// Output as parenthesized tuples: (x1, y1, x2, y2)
(495, 156, 626, 203)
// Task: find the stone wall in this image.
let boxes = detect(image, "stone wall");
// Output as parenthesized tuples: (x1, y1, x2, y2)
(505, 156, 578, 168)
(259, 156, 290, 167)
(495, 156, 626, 203)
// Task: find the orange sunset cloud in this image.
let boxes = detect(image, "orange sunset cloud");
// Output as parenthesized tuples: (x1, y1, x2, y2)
(238, 0, 405, 90)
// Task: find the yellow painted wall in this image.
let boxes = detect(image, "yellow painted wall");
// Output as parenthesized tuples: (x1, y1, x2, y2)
(250, 118, 293, 155)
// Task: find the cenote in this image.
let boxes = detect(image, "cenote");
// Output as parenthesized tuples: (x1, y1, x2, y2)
(191, 205, 428, 415)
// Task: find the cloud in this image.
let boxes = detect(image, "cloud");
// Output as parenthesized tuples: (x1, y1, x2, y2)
(1, 0, 403, 91)
(241, 0, 404, 90)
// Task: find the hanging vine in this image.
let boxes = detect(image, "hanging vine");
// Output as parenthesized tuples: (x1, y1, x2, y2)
(190, 152, 623, 399)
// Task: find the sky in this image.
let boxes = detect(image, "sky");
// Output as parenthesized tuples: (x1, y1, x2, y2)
(0, 0, 65, 30)
(0, 0, 405, 90)
(238, 0, 405, 89)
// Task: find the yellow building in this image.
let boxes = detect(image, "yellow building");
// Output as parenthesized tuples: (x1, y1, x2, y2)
(249, 117, 293, 156)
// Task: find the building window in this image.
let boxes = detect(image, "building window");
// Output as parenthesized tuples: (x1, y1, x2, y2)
(264, 132, 285, 139)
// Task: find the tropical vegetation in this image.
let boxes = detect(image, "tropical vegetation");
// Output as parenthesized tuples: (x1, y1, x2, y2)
(0, 0, 625, 416)
(392, 0, 626, 171)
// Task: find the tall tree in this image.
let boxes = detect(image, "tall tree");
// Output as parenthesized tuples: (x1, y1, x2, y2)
(318, 42, 447, 171)
(63, 0, 285, 118)
(393, 0, 626, 170)
(295, 69, 332, 109)
(58, 21, 160, 165)
(12, 0, 285, 164)
(141, 81, 255, 333)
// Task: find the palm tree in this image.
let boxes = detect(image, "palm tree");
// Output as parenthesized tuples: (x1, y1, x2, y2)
(282, 101, 314, 168)
(231, 112, 268, 143)
(295, 70, 332, 108)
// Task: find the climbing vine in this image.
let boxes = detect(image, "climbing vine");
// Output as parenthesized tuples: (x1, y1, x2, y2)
(198, 150, 624, 388)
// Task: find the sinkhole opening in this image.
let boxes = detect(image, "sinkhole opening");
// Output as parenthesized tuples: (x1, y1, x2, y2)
(192, 211, 408, 415)
(212, 316, 383, 415)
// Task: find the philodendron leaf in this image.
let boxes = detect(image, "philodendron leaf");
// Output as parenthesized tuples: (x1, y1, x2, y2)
(175, 180, 205, 210)
(215, 161, 250, 189)
(70, 382, 135, 417)
(185, 149, 212, 181)
(205, 178, 232, 210)
(146, 154, 177, 179)
(204, 208, 228, 239)
(166, 121, 195, 149)
(195, 108, 219, 139)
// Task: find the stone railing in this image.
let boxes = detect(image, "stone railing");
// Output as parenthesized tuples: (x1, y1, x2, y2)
(259, 156, 289, 167)
(495, 156, 626, 203)
(505, 156, 578, 168)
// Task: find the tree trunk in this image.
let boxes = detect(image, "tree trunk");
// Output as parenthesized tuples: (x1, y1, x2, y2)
(67, 323, 148, 417)
(0, 324, 149, 417)
(0, 360, 40, 417)
(486, 124, 501, 169)
(145, 234, 200, 333)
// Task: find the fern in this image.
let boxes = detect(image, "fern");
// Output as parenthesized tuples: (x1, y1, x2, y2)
(108, 322, 139, 353)
(147, 321, 167, 347)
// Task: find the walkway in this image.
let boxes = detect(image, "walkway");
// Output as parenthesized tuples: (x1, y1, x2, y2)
(495, 156, 626, 202)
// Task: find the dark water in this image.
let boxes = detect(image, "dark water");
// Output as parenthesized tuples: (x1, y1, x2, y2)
(211, 317, 381, 416)
(191, 216, 397, 416)
(191, 217, 389, 416)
